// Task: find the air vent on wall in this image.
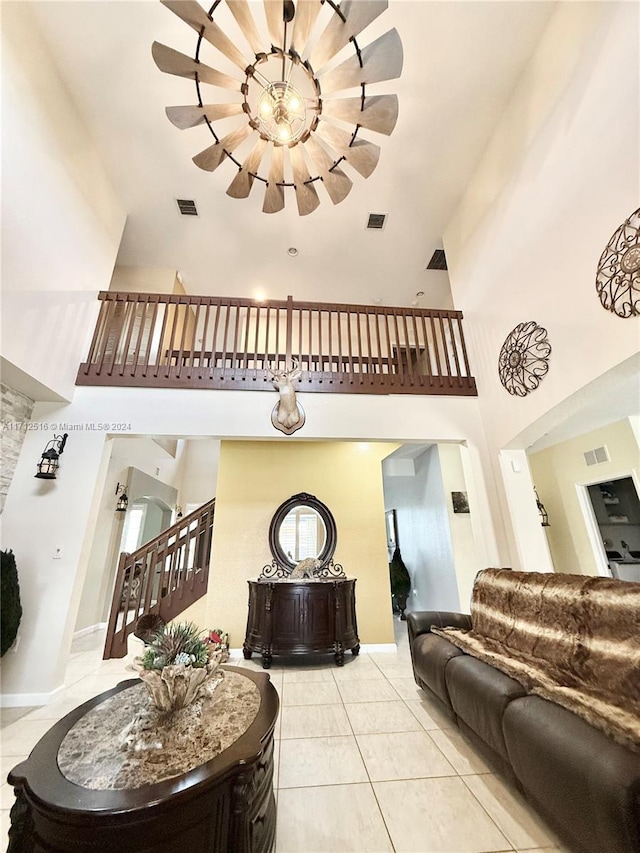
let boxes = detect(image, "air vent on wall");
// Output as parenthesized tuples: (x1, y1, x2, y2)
(427, 249, 448, 270)
(584, 445, 610, 466)
(367, 213, 387, 230)
(176, 198, 198, 216)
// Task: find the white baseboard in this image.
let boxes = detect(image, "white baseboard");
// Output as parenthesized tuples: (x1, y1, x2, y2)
(73, 622, 107, 640)
(0, 684, 65, 708)
(359, 643, 398, 653)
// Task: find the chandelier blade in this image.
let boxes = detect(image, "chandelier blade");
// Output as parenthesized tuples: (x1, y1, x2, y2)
(320, 29, 403, 95)
(290, 0, 323, 56)
(310, 0, 388, 70)
(289, 144, 320, 216)
(161, 0, 251, 71)
(226, 0, 264, 56)
(152, 42, 241, 90)
(166, 103, 244, 129)
(303, 136, 352, 205)
(263, 146, 286, 213)
(264, 0, 285, 49)
(192, 125, 253, 171)
(227, 138, 269, 198)
(315, 121, 380, 178)
(322, 94, 398, 136)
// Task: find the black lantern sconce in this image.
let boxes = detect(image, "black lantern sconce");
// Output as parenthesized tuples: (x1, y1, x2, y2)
(35, 433, 68, 479)
(115, 482, 129, 512)
(534, 488, 550, 527)
(175, 505, 183, 519)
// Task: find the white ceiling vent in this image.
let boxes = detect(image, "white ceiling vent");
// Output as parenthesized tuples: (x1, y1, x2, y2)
(366, 213, 387, 230)
(584, 445, 610, 466)
(176, 198, 198, 216)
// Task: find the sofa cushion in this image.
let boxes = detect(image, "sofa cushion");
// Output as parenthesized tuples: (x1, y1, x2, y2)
(503, 695, 640, 853)
(445, 655, 526, 761)
(411, 633, 465, 708)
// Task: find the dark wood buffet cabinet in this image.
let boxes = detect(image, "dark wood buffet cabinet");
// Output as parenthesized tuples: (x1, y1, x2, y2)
(243, 578, 360, 667)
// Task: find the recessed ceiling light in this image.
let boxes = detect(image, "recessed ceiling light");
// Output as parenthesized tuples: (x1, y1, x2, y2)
(287, 247, 299, 257)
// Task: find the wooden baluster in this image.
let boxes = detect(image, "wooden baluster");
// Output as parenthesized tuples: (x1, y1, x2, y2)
(355, 310, 364, 382)
(383, 312, 394, 385)
(264, 305, 271, 375)
(430, 314, 444, 386)
(402, 313, 415, 386)
(94, 297, 116, 376)
(252, 304, 261, 379)
(221, 303, 231, 375)
(140, 297, 159, 379)
(392, 312, 405, 385)
(447, 315, 462, 386)
(243, 304, 251, 371)
(420, 313, 433, 384)
(374, 310, 383, 377)
(365, 310, 374, 382)
(103, 551, 129, 659)
(118, 297, 137, 377)
(346, 311, 354, 380)
(231, 302, 241, 374)
(186, 300, 201, 380)
(106, 295, 128, 377)
(456, 314, 472, 381)
(175, 299, 190, 380)
(285, 295, 293, 369)
(84, 295, 108, 374)
(411, 313, 424, 386)
(317, 309, 323, 379)
(211, 301, 222, 374)
(130, 295, 149, 378)
(198, 300, 211, 381)
(438, 314, 452, 386)
(153, 298, 171, 378)
(163, 296, 180, 379)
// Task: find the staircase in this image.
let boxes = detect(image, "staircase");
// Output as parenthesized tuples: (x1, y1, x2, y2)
(103, 498, 215, 659)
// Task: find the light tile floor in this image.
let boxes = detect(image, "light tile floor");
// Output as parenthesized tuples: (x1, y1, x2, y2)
(0, 619, 572, 853)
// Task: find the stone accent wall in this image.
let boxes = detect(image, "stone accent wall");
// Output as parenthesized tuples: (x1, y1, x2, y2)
(1, 383, 35, 513)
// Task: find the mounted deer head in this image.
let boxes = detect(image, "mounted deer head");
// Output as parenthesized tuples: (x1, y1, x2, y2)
(268, 362, 305, 435)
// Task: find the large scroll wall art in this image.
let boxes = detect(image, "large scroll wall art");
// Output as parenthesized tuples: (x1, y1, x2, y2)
(596, 206, 640, 318)
(498, 321, 551, 397)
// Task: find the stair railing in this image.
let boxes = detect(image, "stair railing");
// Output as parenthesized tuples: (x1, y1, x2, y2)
(103, 497, 215, 659)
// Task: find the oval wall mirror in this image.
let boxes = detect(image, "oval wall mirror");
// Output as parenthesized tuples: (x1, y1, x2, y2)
(269, 492, 337, 570)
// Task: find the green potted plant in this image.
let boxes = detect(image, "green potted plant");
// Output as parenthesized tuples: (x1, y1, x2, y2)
(1, 550, 22, 657)
(136, 621, 226, 711)
(389, 546, 411, 620)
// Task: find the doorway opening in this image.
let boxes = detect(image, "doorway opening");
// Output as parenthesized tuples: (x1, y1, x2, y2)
(584, 475, 640, 581)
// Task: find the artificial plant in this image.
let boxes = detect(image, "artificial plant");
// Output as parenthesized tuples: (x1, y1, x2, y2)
(1, 549, 22, 657)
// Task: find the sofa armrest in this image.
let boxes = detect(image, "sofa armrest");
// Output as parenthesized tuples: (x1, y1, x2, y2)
(406, 611, 472, 645)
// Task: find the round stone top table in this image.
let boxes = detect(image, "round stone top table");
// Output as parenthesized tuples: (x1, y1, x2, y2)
(7, 666, 279, 853)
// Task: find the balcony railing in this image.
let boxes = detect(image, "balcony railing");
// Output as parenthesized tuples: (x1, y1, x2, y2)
(77, 293, 477, 396)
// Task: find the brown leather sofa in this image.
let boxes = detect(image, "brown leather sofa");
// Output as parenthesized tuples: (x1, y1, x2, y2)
(407, 610, 640, 853)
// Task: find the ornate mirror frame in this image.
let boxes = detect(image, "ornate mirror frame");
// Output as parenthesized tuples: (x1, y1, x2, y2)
(261, 492, 345, 579)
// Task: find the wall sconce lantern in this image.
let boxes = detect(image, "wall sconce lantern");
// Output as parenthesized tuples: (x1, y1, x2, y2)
(534, 488, 550, 527)
(35, 433, 68, 479)
(115, 482, 129, 512)
(175, 505, 183, 519)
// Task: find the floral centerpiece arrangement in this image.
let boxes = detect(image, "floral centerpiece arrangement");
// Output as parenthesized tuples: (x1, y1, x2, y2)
(135, 621, 227, 712)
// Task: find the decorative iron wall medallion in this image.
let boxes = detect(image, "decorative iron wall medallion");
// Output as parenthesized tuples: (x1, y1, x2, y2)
(498, 321, 551, 396)
(595, 207, 640, 317)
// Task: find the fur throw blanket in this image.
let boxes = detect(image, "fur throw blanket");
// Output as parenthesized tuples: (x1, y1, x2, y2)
(432, 569, 640, 753)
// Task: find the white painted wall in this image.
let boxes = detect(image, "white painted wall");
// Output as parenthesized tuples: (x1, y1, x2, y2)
(177, 439, 221, 509)
(443, 1, 640, 562)
(383, 447, 461, 614)
(1, 4, 125, 402)
(75, 438, 186, 634)
(0, 404, 108, 703)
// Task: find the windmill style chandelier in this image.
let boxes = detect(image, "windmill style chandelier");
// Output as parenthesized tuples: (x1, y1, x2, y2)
(152, 0, 403, 215)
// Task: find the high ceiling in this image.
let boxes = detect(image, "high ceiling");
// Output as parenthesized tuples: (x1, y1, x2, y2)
(30, 1, 556, 309)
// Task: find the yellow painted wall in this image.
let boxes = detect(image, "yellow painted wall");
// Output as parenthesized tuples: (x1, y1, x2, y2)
(205, 440, 399, 649)
(529, 419, 640, 575)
